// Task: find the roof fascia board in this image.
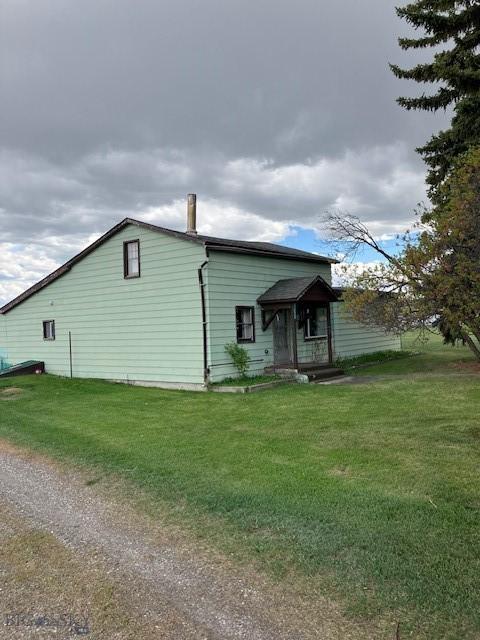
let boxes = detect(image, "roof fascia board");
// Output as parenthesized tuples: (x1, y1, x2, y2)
(206, 245, 336, 264)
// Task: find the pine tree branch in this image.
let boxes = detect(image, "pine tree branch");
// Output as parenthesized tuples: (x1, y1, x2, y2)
(397, 88, 458, 111)
(393, 0, 480, 198)
(398, 34, 449, 49)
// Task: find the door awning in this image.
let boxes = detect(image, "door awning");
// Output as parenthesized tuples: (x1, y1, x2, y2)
(257, 275, 339, 306)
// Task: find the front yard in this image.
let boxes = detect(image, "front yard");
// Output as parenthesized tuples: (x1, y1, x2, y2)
(0, 334, 479, 639)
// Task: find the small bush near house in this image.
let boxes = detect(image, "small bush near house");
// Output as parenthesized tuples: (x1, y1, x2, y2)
(224, 342, 250, 378)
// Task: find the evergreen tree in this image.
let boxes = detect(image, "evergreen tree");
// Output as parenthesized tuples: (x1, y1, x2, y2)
(391, 0, 480, 202)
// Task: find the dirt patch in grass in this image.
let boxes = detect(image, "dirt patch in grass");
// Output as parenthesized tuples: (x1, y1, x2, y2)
(328, 466, 351, 477)
(450, 361, 480, 374)
(0, 439, 25, 455)
(0, 387, 23, 400)
(0, 439, 61, 471)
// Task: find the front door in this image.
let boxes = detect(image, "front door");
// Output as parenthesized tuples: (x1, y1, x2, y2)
(273, 309, 294, 366)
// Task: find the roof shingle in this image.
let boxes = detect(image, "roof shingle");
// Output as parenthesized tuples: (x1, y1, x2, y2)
(257, 275, 338, 305)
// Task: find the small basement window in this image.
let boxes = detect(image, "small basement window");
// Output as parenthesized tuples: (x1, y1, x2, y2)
(123, 240, 140, 278)
(236, 306, 255, 343)
(43, 320, 55, 341)
(304, 305, 328, 340)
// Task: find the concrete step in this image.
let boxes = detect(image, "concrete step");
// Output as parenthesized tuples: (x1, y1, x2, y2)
(297, 362, 331, 372)
(305, 367, 344, 382)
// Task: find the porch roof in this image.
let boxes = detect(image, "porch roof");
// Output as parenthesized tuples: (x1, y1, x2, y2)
(257, 275, 339, 306)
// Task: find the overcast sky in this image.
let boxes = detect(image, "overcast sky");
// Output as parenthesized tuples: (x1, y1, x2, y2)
(0, 0, 446, 303)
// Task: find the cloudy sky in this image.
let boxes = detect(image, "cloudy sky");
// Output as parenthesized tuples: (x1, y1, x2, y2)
(0, 0, 446, 304)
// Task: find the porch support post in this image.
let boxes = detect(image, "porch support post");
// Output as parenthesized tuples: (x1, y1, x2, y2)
(326, 303, 333, 364)
(291, 304, 299, 370)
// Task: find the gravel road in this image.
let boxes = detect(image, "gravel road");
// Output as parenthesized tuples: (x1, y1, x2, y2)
(0, 444, 389, 640)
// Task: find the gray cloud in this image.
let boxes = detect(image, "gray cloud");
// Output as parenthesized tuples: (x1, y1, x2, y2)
(1, 0, 441, 158)
(0, 0, 446, 303)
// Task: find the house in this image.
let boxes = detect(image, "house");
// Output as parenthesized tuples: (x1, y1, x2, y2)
(0, 195, 400, 389)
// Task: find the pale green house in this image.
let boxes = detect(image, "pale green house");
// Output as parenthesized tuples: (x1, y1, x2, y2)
(0, 198, 400, 388)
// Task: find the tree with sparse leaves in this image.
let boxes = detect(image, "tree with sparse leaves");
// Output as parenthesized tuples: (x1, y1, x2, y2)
(391, 0, 480, 204)
(326, 147, 480, 360)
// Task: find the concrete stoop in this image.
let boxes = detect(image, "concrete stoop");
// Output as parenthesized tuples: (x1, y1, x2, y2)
(270, 366, 345, 384)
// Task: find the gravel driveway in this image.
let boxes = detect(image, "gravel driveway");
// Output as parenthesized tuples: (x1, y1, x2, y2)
(0, 442, 391, 639)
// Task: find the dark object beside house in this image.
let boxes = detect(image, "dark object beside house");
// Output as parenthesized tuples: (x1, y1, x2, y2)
(0, 360, 45, 377)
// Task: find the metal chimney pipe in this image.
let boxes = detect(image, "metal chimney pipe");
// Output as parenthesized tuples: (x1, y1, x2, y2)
(186, 193, 197, 234)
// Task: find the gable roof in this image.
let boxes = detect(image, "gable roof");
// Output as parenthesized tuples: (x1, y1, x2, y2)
(0, 218, 337, 314)
(257, 275, 339, 305)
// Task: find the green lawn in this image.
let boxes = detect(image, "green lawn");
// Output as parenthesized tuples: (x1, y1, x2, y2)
(0, 334, 479, 639)
(352, 330, 476, 376)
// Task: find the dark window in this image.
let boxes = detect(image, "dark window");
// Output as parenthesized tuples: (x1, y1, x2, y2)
(123, 240, 140, 278)
(43, 320, 55, 341)
(236, 306, 255, 343)
(304, 305, 328, 339)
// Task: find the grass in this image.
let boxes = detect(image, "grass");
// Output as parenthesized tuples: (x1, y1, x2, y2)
(351, 330, 476, 376)
(335, 349, 414, 373)
(211, 374, 281, 387)
(0, 333, 479, 638)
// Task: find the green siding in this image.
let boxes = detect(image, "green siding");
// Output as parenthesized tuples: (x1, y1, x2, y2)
(0, 315, 8, 369)
(204, 251, 332, 382)
(2, 225, 206, 385)
(331, 302, 401, 359)
(2, 230, 400, 386)
(205, 252, 400, 382)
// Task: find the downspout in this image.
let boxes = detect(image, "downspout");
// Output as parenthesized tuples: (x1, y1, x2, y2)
(198, 257, 209, 386)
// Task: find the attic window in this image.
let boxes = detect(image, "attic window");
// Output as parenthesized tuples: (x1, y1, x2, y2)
(236, 306, 255, 343)
(124, 240, 140, 278)
(43, 320, 55, 341)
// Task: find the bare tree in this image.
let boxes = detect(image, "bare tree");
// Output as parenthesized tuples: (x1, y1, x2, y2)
(321, 148, 480, 360)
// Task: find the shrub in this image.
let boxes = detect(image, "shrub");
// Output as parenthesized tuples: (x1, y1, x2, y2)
(224, 343, 250, 378)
